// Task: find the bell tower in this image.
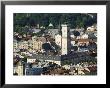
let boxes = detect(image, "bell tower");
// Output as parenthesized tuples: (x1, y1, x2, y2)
(61, 24, 70, 55)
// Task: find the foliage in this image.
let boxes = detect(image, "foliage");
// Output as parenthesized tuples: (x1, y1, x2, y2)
(73, 31, 80, 36)
(22, 57, 27, 62)
(42, 43, 53, 50)
(14, 13, 97, 33)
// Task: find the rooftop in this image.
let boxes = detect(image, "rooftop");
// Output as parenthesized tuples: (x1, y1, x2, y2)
(28, 54, 61, 61)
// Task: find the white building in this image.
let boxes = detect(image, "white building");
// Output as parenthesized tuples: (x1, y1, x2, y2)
(87, 26, 96, 31)
(62, 65, 70, 70)
(45, 59, 61, 66)
(71, 41, 75, 46)
(55, 34, 61, 47)
(81, 34, 88, 39)
(61, 24, 71, 55)
(27, 58, 36, 63)
(76, 34, 88, 39)
(70, 35, 75, 38)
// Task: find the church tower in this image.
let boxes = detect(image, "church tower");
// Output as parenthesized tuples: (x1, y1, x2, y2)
(61, 24, 71, 55)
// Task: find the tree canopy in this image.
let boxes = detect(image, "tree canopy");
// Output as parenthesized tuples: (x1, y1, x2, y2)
(14, 13, 97, 30)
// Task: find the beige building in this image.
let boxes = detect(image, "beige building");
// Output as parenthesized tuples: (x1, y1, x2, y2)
(13, 39, 18, 52)
(18, 41, 28, 50)
(32, 36, 46, 51)
(17, 36, 46, 52)
(17, 65, 24, 76)
(32, 40, 43, 51)
(14, 61, 24, 76)
(77, 39, 90, 46)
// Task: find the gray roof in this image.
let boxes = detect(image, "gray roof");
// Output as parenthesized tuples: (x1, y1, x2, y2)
(28, 54, 61, 61)
(48, 29, 59, 37)
(70, 29, 75, 32)
(32, 29, 41, 33)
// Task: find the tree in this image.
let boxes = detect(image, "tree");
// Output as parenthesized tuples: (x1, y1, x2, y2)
(42, 43, 53, 51)
(73, 31, 80, 36)
(22, 57, 27, 62)
(14, 13, 97, 33)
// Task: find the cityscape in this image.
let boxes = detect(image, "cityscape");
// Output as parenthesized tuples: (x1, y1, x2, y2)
(13, 13, 97, 75)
